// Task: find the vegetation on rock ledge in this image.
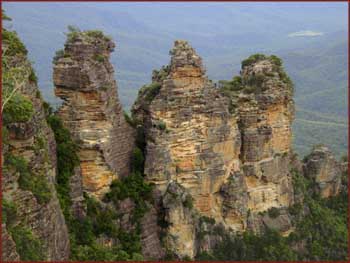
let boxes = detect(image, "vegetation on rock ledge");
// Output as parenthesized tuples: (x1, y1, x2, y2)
(196, 169, 348, 261)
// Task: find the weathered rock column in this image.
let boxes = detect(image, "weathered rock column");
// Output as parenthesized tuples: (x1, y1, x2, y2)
(53, 31, 135, 199)
(237, 56, 295, 214)
(133, 40, 242, 257)
(303, 145, 342, 197)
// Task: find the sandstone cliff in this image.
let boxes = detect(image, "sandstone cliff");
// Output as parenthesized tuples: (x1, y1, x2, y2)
(132, 43, 298, 257)
(235, 54, 295, 226)
(2, 28, 345, 261)
(53, 30, 135, 199)
(2, 29, 69, 260)
(133, 40, 242, 257)
(303, 145, 342, 197)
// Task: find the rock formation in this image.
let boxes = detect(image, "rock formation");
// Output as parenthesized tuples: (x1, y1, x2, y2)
(2, 30, 70, 260)
(236, 54, 295, 218)
(133, 40, 242, 257)
(132, 43, 297, 257)
(53, 31, 135, 199)
(2, 28, 344, 260)
(303, 145, 342, 197)
(1, 225, 20, 261)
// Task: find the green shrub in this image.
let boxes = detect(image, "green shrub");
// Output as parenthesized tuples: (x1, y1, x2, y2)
(144, 82, 162, 102)
(3, 93, 34, 124)
(199, 216, 216, 225)
(28, 68, 38, 83)
(66, 25, 81, 43)
(2, 126, 9, 146)
(5, 154, 51, 204)
(157, 121, 167, 131)
(152, 65, 170, 82)
(241, 54, 267, 68)
(10, 225, 46, 261)
(94, 54, 105, 63)
(47, 114, 79, 216)
(246, 74, 265, 88)
(35, 90, 41, 99)
(220, 76, 243, 91)
(105, 172, 152, 207)
(42, 101, 53, 117)
(104, 171, 153, 226)
(267, 207, 280, 218)
(2, 199, 18, 226)
(123, 111, 136, 127)
(288, 203, 303, 216)
(2, 29, 27, 56)
(2, 9, 12, 21)
(243, 86, 256, 94)
(71, 243, 139, 261)
(85, 30, 112, 42)
(131, 147, 144, 173)
(52, 49, 65, 64)
(183, 194, 194, 209)
(99, 85, 109, 91)
(269, 55, 282, 67)
(278, 70, 293, 86)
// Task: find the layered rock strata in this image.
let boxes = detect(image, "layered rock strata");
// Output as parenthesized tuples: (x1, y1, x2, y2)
(303, 146, 342, 197)
(53, 32, 135, 199)
(237, 56, 295, 215)
(2, 50, 70, 260)
(133, 42, 297, 257)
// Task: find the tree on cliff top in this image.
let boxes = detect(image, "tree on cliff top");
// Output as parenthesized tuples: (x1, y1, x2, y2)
(1, 10, 35, 118)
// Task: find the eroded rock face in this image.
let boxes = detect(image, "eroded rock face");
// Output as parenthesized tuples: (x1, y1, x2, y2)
(134, 40, 240, 215)
(69, 166, 86, 219)
(132, 42, 297, 257)
(303, 146, 342, 197)
(53, 32, 135, 199)
(140, 205, 166, 260)
(238, 57, 295, 217)
(162, 182, 197, 259)
(1, 225, 20, 261)
(2, 77, 70, 259)
(133, 41, 242, 256)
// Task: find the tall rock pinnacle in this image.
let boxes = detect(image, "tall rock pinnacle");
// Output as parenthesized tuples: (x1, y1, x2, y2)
(133, 44, 298, 257)
(238, 55, 295, 214)
(133, 40, 241, 257)
(53, 30, 135, 199)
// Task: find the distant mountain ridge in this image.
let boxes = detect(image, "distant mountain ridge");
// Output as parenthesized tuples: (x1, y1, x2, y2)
(3, 2, 347, 157)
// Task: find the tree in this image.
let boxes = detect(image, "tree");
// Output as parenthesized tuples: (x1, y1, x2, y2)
(1, 46, 31, 113)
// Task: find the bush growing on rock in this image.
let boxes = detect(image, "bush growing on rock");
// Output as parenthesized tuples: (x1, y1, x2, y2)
(10, 225, 46, 261)
(3, 93, 34, 124)
(2, 199, 18, 226)
(52, 49, 65, 64)
(267, 207, 280, 218)
(5, 153, 52, 204)
(94, 54, 105, 62)
(241, 53, 267, 68)
(2, 28, 27, 56)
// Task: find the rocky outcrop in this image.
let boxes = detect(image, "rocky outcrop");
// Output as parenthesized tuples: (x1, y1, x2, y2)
(1, 225, 20, 261)
(2, 38, 70, 259)
(236, 55, 295, 221)
(69, 166, 86, 219)
(53, 31, 135, 199)
(303, 146, 342, 197)
(133, 40, 240, 216)
(140, 206, 165, 260)
(133, 40, 242, 256)
(162, 182, 198, 258)
(132, 43, 297, 257)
